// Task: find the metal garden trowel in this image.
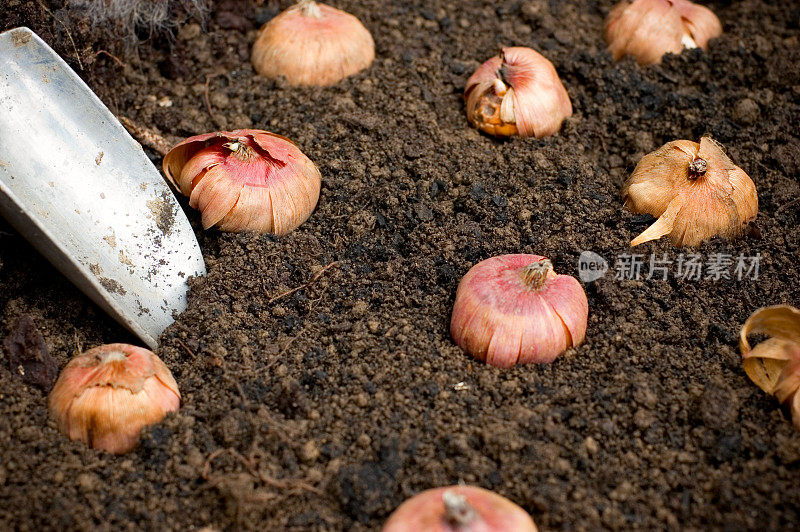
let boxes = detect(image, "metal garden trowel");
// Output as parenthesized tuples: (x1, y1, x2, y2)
(0, 27, 205, 349)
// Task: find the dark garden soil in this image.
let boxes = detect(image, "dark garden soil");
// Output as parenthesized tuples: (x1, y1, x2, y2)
(2, 0, 800, 529)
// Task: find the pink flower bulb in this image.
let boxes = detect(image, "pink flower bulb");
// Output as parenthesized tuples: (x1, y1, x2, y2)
(450, 255, 588, 368)
(48, 344, 180, 454)
(382, 485, 537, 532)
(163, 129, 321, 235)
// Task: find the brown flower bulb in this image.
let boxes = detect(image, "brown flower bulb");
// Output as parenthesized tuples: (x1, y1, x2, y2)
(465, 47, 572, 138)
(450, 254, 588, 368)
(605, 0, 722, 65)
(382, 485, 537, 532)
(740, 305, 800, 431)
(622, 136, 757, 247)
(163, 129, 321, 235)
(48, 344, 180, 454)
(251, 0, 374, 86)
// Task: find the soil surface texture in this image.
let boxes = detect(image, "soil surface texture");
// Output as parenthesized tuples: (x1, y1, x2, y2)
(2, 0, 800, 530)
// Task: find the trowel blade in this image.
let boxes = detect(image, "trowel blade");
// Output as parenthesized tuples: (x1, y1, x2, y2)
(0, 27, 205, 348)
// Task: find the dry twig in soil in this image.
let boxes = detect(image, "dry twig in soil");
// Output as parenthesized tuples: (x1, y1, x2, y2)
(268, 261, 339, 304)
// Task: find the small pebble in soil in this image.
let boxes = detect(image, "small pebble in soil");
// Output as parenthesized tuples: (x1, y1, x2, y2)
(732, 98, 760, 125)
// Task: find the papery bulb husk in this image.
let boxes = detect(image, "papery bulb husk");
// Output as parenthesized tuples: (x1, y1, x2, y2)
(605, 0, 722, 65)
(464, 47, 572, 138)
(382, 485, 538, 532)
(163, 129, 321, 235)
(251, 0, 374, 86)
(622, 136, 758, 247)
(740, 305, 800, 430)
(48, 344, 181, 454)
(450, 254, 588, 368)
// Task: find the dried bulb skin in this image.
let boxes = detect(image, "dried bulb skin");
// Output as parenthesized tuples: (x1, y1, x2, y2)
(740, 306, 800, 430)
(450, 254, 588, 368)
(465, 47, 572, 138)
(605, 0, 722, 65)
(622, 136, 758, 247)
(48, 344, 180, 454)
(163, 129, 321, 235)
(251, 0, 374, 86)
(382, 485, 537, 532)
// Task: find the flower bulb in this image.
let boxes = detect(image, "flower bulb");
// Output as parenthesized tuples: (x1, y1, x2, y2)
(251, 0, 374, 86)
(464, 47, 572, 138)
(382, 485, 537, 532)
(622, 136, 757, 247)
(48, 344, 180, 454)
(605, 0, 722, 65)
(450, 255, 588, 368)
(163, 129, 321, 235)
